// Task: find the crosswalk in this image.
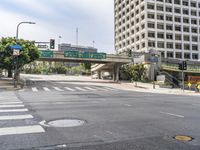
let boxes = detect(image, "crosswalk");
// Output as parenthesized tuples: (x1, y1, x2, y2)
(0, 94, 45, 137)
(19, 86, 119, 93)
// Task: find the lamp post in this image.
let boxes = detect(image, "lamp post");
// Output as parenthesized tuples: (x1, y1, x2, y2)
(14, 21, 36, 88)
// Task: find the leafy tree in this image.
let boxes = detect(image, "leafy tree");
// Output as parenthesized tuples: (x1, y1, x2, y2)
(81, 62, 91, 71)
(122, 64, 147, 82)
(0, 37, 40, 77)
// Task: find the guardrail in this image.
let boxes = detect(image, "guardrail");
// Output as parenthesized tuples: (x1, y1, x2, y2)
(161, 63, 200, 73)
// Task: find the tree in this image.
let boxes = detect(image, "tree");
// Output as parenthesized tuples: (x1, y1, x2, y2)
(122, 64, 147, 82)
(81, 62, 91, 71)
(0, 37, 40, 77)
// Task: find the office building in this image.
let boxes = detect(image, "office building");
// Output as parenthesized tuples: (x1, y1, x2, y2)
(114, 0, 200, 60)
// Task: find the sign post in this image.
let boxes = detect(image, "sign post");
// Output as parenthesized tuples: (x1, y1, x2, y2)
(10, 45, 22, 88)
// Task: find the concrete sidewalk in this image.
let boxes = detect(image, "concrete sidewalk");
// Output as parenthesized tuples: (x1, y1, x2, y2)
(0, 78, 21, 91)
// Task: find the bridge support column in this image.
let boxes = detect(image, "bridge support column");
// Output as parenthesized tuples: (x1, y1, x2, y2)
(97, 71, 102, 79)
(113, 64, 120, 82)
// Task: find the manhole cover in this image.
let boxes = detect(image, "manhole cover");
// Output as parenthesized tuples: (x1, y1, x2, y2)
(47, 119, 85, 127)
(174, 135, 193, 142)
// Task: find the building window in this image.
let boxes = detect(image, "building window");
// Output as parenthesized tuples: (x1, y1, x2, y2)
(147, 3, 155, 10)
(167, 52, 174, 58)
(175, 43, 182, 49)
(148, 32, 155, 38)
(184, 35, 190, 41)
(176, 52, 182, 58)
(184, 53, 190, 59)
(184, 44, 190, 50)
(157, 14, 164, 20)
(192, 45, 198, 51)
(167, 43, 173, 49)
(175, 34, 182, 40)
(166, 24, 173, 30)
(148, 22, 155, 28)
(148, 41, 155, 47)
(166, 33, 173, 40)
(157, 42, 165, 48)
(157, 23, 164, 29)
(192, 54, 199, 59)
(157, 32, 164, 38)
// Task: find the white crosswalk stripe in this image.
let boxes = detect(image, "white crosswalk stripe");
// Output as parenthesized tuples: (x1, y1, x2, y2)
(0, 102, 23, 105)
(0, 97, 45, 136)
(32, 87, 38, 92)
(75, 87, 87, 91)
(0, 104, 24, 108)
(0, 125, 45, 136)
(0, 115, 33, 121)
(53, 87, 64, 92)
(43, 87, 51, 92)
(0, 108, 29, 113)
(64, 87, 76, 91)
(84, 87, 97, 91)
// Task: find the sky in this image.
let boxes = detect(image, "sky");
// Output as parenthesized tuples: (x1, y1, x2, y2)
(0, 0, 114, 53)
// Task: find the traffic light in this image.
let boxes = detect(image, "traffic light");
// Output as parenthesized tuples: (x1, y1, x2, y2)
(50, 39, 55, 49)
(182, 61, 187, 70)
(178, 62, 183, 70)
(128, 49, 132, 57)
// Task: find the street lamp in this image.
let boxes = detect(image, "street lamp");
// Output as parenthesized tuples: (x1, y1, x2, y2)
(16, 22, 36, 40)
(14, 21, 36, 88)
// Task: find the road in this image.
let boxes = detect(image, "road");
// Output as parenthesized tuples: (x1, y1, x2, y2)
(0, 77, 200, 150)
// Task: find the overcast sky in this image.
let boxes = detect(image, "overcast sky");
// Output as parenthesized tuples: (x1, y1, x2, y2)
(0, 0, 114, 53)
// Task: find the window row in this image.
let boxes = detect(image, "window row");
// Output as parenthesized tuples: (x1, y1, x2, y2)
(148, 13, 199, 24)
(148, 41, 198, 51)
(160, 51, 199, 60)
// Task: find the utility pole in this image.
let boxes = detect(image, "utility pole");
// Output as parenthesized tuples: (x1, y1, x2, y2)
(76, 27, 78, 48)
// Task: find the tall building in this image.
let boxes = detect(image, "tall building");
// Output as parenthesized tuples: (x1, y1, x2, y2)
(114, 0, 200, 61)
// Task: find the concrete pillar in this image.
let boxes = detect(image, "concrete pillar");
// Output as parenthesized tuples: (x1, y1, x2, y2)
(97, 71, 101, 79)
(113, 64, 120, 82)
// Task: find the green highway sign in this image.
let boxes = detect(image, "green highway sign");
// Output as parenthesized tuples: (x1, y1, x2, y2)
(64, 51, 107, 59)
(40, 50, 53, 58)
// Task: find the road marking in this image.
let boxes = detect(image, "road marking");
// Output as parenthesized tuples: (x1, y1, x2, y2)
(0, 102, 23, 105)
(0, 104, 24, 108)
(123, 104, 132, 107)
(84, 87, 97, 91)
(160, 112, 185, 118)
(75, 87, 87, 91)
(18, 89, 25, 92)
(43, 87, 51, 92)
(0, 125, 45, 136)
(0, 115, 33, 120)
(64, 87, 76, 92)
(32, 87, 38, 92)
(94, 87, 109, 91)
(39, 120, 50, 127)
(53, 87, 64, 92)
(0, 109, 28, 113)
(104, 87, 117, 90)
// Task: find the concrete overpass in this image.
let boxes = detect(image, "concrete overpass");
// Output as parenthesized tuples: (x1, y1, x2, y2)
(38, 50, 132, 81)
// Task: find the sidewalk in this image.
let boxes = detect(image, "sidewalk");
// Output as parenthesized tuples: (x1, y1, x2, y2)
(0, 78, 20, 91)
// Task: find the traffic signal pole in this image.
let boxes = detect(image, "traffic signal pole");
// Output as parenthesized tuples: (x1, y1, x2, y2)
(182, 70, 185, 92)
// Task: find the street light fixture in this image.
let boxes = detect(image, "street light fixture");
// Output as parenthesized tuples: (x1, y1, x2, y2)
(16, 22, 36, 40)
(14, 21, 36, 88)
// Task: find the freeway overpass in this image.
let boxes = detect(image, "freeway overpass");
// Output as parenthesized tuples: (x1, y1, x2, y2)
(38, 50, 132, 81)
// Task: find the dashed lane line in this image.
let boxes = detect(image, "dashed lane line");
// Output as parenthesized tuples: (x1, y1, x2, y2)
(160, 112, 185, 118)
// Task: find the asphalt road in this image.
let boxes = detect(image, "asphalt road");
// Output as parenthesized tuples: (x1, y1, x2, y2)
(0, 80, 200, 150)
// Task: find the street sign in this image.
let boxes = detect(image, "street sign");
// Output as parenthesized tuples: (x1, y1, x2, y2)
(10, 45, 22, 50)
(13, 49, 20, 56)
(188, 82, 192, 88)
(64, 51, 107, 59)
(198, 85, 200, 90)
(40, 50, 53, 58)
